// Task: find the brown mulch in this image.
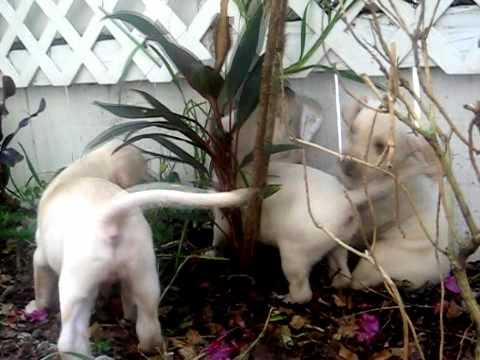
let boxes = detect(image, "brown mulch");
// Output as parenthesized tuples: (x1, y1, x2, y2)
(0, 237, 478, 360)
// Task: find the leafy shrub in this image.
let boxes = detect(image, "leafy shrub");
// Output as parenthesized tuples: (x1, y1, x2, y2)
(0, 75, 46, 199)
(88, 5, 276, 252)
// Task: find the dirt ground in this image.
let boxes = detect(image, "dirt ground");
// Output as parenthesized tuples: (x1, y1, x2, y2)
(1, 238, 479, 360)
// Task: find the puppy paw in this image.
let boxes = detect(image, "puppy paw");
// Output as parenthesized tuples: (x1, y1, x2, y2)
(274, 291, 312, 304)
(25, 300, 41, 314)
(331, 274, 352, 289)
(139, 335, 166, 355)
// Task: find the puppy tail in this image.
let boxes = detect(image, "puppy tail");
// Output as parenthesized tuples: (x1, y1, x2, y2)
(101, 188, 256, 224)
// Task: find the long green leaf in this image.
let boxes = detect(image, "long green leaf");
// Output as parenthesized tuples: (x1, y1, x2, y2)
(18, 143, 42, 187)
(106, 12, 224, 99)
(94, 101, 210, 150)
(137, 148, 197, 167)
(239, 143, 300, 168)
(1, 98, 46, 150)
(130, 89, 208, 132)
(219, 3, 264, 108)
(121, 134, 209, 176)
(95, 101, 165, 118)
(118, 39, 146, 84)
(122, 131, 199, 149)
(285, 0, 358, 74)
(86, 120, 211, 155)
(299, 1, 311, 60)
(234, 54, 264, 131)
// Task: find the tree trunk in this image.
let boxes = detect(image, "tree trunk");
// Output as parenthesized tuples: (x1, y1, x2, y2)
(240, 0, 288, 269)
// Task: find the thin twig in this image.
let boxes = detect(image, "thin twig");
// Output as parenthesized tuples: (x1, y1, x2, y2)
(234, 307, 274, 360)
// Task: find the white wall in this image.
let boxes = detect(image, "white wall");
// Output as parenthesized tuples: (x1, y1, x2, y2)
(5, 69, 480, 229)
(5, 79, 205, 184)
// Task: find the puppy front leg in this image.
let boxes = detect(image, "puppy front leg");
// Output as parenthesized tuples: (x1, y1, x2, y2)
(26, 249, 58, 313)
(350, 239, 397, 289)
(350, 257, 384, 289)
(328, 247, 352, 288)
(212, 208, 228, 255)
(279, 245, 313, 304)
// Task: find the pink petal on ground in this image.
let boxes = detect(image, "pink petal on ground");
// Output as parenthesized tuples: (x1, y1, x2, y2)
(25, 309, 48, 322)
(445, 275, 461, 294)
(205, 339, 236, 360)
(355, 314, 380, 343)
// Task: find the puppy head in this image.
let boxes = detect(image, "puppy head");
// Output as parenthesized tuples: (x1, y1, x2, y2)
(339, 100, 438, 188)
(110, 145, 148, 188)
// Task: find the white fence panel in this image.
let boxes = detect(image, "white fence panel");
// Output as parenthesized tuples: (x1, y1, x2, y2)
(0, 0, 480, 87)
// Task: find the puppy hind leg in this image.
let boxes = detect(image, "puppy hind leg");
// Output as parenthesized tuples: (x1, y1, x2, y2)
(328, 247, 352, 288)
(350, 257, 384, 289)
(57, 274, 97, 358)
(27, 249, 58, 313)
(128, 268, 164, 353)
(350, 240, 399, 289)
(279, 245, 313, 304)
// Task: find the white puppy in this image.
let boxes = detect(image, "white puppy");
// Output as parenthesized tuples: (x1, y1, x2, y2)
(230, 88, 324, 165)
(28, 175, 253, 359)
(214, 161, 396, 303)
(216, 92, 394, 303)
(42, 140, 148, 200)
(331, 101, 450, 289)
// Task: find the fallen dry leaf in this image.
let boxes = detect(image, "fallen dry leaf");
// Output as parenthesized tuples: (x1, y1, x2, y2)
(333, 294, 347, 308)
(178, 345, 197, 359)
(185, 329, 203, 346)
(334, 317, 357, 341)
(447, 300, 464, 319)
(339, 344, 359, 360)
(0, 302, 14, 316)
(369, 349, 394, 360)
(289, 314, 307, 330)
(273, 325, 294, 349)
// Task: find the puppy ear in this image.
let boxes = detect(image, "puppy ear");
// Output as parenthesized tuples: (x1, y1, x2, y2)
(342, 97, 368, 129)
(406, 133, 442, 178)
(298, 96, 323, 141)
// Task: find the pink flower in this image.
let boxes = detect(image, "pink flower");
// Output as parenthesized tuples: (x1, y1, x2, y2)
(355, 314, 380, 344)
(25, 309, 48, 323)
(445, 275, 461, 294)
(205, 339, 236, 360)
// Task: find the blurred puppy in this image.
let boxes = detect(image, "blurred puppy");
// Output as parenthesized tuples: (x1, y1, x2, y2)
(331, 100, 450, 289)
(42, 140, 148, 201)
(27, 173, 253, 359)
(230, 87, 324, 164)
(215, 161, 396, 303)
(216, 162, 359, 303)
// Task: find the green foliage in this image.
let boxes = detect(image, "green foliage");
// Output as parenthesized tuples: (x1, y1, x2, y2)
(8, 158, 46, 210)
(93, 3, 295, 188)
(0, 76, 46, 179)
(0, 205, 36, 248)
(93, 339, 113, 354)
(285, 0, 359, 75)
(218, 3, 264, 109)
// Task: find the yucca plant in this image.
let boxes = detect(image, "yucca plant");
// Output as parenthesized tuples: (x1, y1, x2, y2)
(88, 3, 297, 259)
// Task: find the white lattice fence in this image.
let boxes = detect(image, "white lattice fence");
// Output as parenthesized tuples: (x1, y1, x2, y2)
(1, 0, 480, 87)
